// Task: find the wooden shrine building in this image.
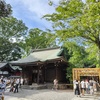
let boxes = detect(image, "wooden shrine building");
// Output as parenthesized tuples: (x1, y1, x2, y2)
(11, 47, 68, 85)
(73, 68, 100, 82)
(0, 63, 22, 77)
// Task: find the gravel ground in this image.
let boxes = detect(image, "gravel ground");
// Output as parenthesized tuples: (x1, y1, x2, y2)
(4, 89, 75, 100)
(3, 88, 100, 100)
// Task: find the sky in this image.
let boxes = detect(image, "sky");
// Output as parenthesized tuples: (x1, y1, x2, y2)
(5, 0, 59, 30)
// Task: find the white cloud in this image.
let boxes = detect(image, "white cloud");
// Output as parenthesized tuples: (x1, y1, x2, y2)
(19, 0, 58, 18)
(5, 0, 59, 29)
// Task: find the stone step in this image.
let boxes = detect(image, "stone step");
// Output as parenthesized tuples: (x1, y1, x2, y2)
(21, 84, 73, 90)
(22, 85, 47, 90)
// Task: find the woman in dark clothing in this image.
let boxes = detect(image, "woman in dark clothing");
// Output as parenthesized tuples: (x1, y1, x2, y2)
(75, 80, 81, 97)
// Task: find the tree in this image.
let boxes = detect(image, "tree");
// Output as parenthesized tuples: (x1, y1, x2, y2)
(20, 28, 57, 56)
(0, 37, 22, 61)
(44, 0, 100, 67)
(62, 42, 93, 82)
(0, 0, 12, 18)
(0, 0, 28, 61)
(85, 43, 99, 67)
(0, 17, 28, 61)
(0, 17, 28, 41)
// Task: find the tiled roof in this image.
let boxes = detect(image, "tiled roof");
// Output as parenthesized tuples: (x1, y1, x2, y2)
(11, 47, 64, 64)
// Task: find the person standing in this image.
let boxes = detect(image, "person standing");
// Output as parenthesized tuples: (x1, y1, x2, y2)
(73, 80, 76, 90)
(80, 79, 85, 96)
(14, 78, 19, 93)
(19, 77, 23, 88)
(9, 78, 15, 92)
(52, 79, 58, 90)
(89, 80, 94, 95)
(74, 80, 81, 97)
(85, 79, 90, 94)
(93, 80, 97, 92)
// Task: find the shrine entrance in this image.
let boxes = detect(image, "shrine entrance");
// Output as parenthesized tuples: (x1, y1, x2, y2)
(80, 76, 99, 82)
(73, 68, 100, 82)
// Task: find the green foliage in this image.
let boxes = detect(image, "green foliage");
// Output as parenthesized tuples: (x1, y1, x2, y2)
(20, 28, 57, 56)
(0, 17, 28, 40)
(85, 43, 99, 67)
(0, 0, 29, 61)
(44, 0, 100, 67)
(0, 17, 28, 61)
(0, 0, 25, 61)
(0, 37, 22, 61)
(63, 42, 94, 81)
(0, 0, 12, 18)
(44, 0, 100, 48)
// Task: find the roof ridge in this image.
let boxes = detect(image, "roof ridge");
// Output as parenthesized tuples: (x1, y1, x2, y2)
(32, 47, 61, 52)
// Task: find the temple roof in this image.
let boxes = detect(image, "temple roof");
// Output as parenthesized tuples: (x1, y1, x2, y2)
(10, 47, 65, 65)
(0, 62, 21, 71)
(0, 63, 8, 68)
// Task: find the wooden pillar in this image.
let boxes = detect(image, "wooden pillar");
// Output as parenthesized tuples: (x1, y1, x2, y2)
(99, 69, 100, 83)
(37, 64, 40, 84)
(41, 65, 44, 83)
(55, 62, 58, 80)
(56, 66, 57, 79)
(44, 63, 47, 83)
(22, 67, 24, 78)
(22, 66, 25, 79)
(72, 68, 74, 81)
(28, 66, 33, 85)
(44, 66, 47, 82)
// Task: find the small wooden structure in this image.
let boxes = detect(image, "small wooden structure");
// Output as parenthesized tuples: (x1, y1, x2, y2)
(73, 68, 100, 82)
